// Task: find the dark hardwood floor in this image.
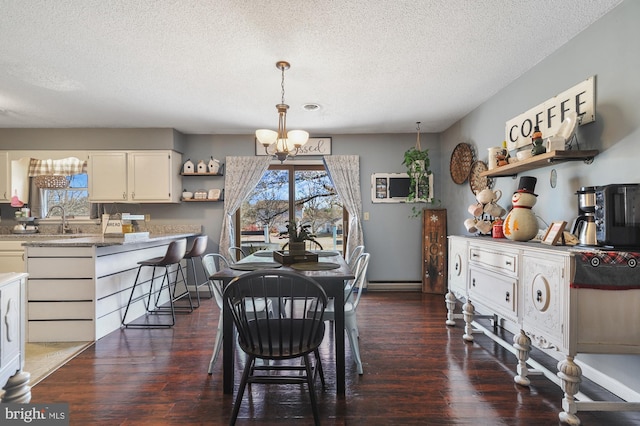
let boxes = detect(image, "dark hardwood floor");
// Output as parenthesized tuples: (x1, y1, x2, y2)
(30, 292, 640, 425)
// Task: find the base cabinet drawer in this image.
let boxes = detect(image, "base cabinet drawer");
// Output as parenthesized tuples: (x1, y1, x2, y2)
(28, 301, 94, 320)
(28, 321, 94, 342)
(28, 279, 94, 301)
(468, 267, 517, 321)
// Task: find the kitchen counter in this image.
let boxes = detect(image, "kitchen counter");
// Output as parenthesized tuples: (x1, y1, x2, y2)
(21, 232, 198, 247)
(24, 232, 201, 342)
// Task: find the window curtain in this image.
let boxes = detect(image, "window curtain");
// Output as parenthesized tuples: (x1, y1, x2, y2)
(322, 155, 364, 258)
(218, 156, 272, 260)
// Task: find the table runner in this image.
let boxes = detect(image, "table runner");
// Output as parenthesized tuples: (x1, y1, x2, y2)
(571, 250, 640, 290)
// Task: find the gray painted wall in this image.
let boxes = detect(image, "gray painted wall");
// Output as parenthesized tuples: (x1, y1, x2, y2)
(438, 0, 640, 394)
(0, 131, 440, 283)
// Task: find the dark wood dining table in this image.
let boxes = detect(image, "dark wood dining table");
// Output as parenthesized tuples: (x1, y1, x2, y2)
(210, 250, 354, 396)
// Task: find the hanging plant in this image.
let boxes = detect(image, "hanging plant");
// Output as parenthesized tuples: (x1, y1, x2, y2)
(402, 122, 432, 216)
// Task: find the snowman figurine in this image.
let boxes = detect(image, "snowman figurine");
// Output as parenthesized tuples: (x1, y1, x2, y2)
(503, 176, 539, 242)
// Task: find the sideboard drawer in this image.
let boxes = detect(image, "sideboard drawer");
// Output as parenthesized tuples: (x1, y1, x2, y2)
(469, 245, 518, 276)
(468, 267, 518, 321)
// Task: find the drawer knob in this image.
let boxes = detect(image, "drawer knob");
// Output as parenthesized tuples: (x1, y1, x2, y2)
(536, 290, 543, 303)
(472, 278, 476, 287)
(455, 263, 459, 271)
(505, 291, 510, 302)
(506, 261, 512, 266)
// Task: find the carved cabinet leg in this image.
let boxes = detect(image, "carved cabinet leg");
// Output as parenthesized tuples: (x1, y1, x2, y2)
(1, 371, 32, 403)
(557, 356, 582, 425)
(462, 299, 475, 341)
(445, 292, 457, 326)
(513, 330, 531, 386)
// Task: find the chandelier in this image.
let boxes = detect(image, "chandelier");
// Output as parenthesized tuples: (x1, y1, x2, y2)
(255, 61, 309, 162)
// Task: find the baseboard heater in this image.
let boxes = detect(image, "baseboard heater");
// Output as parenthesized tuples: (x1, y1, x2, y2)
(367, 281, 421, 292)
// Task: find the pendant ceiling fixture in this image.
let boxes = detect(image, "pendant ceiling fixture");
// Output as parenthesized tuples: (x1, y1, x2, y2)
(256, 61, 309, 162)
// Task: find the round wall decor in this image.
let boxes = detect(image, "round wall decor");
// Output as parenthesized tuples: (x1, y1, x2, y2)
(450, 143, 474, 184)
(469, 160, 492, 195)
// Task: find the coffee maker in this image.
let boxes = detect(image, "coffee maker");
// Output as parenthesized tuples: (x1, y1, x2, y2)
(572, 186, 598, 246)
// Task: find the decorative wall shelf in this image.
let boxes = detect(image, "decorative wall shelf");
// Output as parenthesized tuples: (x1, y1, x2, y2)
(480, 150, 598, 178)
(181, 172, 224, 176)
(181, 198, 223, 202)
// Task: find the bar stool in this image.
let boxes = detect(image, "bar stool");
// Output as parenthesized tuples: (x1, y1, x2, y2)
(122, 238, 192, 328)
(183, 235, 213, 308)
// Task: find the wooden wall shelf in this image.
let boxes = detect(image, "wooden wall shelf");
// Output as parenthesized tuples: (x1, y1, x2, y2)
(181, 172, 224, 176)
(181, 198, 223, 202)
(480, 150, 598, 177)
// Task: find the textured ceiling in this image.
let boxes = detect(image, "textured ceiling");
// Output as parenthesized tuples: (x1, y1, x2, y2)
(0, 0, 623, 136)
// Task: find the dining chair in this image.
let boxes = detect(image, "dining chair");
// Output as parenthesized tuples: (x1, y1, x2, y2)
(227, 246, 247, 264)
(201, 253, 274, 374)
(346, 245, 364, 271)
(223, 270, 327, 425)
(315, 252, 370, 374)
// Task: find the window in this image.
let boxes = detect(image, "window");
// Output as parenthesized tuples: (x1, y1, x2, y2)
(40, 173, 91, 219)
(237, 164, 345, 253)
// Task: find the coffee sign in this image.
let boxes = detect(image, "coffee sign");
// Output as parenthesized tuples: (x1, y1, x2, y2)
(505, 76, 595, 150)
(255, 137, 332, 157)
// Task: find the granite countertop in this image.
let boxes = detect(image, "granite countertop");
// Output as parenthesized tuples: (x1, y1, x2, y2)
(21, 232, 200, 247)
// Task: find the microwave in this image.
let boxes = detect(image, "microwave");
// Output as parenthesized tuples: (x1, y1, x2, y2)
(594, 184, 640, 247)
(371, 172, 433, 203)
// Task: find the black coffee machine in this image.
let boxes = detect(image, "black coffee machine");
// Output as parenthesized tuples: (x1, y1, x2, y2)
(573, 186, 598, 246)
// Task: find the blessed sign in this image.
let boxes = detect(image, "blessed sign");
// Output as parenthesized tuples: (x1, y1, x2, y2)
(505, 76, 595, 150)
(255, 137, 332, 157)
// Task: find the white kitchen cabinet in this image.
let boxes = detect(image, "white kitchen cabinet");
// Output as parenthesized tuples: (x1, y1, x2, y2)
(0, 241, 25, 273)
(88, 150, 182, 203)
(446, 237, 640, 424)
(0, 151, 9, 202)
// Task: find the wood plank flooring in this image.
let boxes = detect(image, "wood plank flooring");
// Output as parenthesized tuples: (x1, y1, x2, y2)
(29, 292, 640, 425)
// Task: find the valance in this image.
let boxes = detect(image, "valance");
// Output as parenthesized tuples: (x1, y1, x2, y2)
(28, 157, 87, 177)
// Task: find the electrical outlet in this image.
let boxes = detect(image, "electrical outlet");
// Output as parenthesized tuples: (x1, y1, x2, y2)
(145, 214, 150, 222)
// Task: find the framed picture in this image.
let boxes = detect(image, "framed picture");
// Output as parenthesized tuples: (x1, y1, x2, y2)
(255, 137, 332, 157)
(542, 221, 567, 245)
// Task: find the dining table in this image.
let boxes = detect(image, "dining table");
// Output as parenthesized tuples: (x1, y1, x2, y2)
(210, 250, 355, 396)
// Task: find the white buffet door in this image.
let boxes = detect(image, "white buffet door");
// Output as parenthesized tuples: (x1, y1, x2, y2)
(88, 152, 128, 201)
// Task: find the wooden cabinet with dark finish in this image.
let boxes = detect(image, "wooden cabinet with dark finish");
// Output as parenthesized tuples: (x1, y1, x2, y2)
(422, 208, 447, 294)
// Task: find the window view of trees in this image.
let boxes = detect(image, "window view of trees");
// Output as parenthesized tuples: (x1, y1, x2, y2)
(42, 173, 90, 218)
(239, 166, 344, 252)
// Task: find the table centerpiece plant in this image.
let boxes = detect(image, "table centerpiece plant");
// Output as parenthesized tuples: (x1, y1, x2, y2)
(278, 220, 323, 253)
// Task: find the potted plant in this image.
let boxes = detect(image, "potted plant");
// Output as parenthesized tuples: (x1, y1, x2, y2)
(402, 122, 433, 217)
(278, 220, 323, 253)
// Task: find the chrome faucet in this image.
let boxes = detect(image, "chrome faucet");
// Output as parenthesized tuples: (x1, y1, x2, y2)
(46, 205, 71, 234)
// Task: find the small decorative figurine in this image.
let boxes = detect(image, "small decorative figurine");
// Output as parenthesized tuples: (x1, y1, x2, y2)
(531, 126, 546, 156)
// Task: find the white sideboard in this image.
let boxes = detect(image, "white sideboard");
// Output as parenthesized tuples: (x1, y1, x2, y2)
(446, 236, 640, 425)
(0, 272, 30, 403)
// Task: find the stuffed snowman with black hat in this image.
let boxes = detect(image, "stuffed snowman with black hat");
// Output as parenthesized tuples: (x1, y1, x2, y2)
(503, 176, 539, 241)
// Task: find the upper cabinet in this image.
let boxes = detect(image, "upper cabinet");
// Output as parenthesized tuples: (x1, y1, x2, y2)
(88, 150, 182, 203)
(0, 152, 9, 202)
